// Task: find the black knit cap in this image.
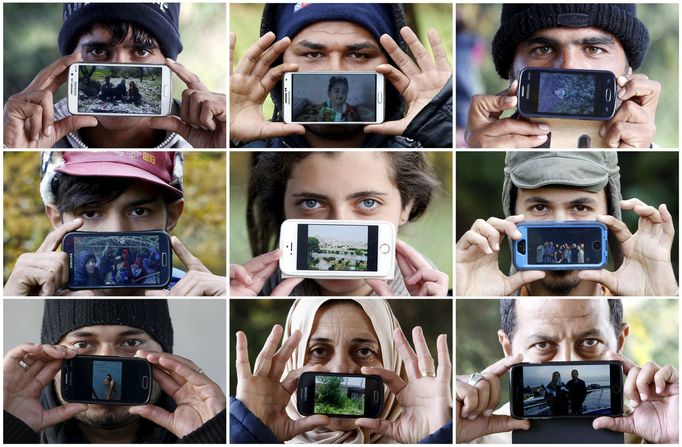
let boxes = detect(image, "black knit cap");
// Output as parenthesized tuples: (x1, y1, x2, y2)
(492, 4, 650, 79)
(41, 299, 173, 353)
(58, 3, 183, 59)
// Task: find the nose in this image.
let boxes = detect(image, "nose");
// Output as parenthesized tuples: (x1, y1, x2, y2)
(554, 345, 582, 362)
(326, 352, 360, 374)
(94, 343, 116, 356)
(327, 206, 353, 221)
(557, 48, 581, 70)
(99, 214, 133, 232)
(109, 49, 132, 64)
(553, 209, 570, 221)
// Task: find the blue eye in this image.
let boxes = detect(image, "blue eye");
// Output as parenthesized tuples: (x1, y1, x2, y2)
(361, 199, 377, 209)
(302, 199, 320, 209)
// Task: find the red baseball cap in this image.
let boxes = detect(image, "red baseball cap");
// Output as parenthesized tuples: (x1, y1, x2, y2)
(55, 151, 183, 199)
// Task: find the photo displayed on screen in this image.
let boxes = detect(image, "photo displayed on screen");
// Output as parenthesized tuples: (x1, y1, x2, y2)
(292, 73, 377, 122)
(72, 235, 163, 286)
(78, 65, 162, 114)
(527, 228, 602, 265)
(538, 72, 595, 115)
(522, 364, 613, 416)
(305, 225, 369, 271)
(314, 375, 365, 416)
(92, 360, 122, 401)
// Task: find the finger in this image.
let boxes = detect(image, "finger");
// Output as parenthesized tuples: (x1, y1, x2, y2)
(270, 277, 304, 296)
(623, 365, 642, 405)
(479, 119, 551, 138)
(128, 404, 174, 432)
(150, 364, 183, 397)
(396, 239, 431, 270)
(27, 52, 83, 93)
(170, 236, 210, 273)
(481, 133, 550, 148)
(363, 118, 408, 136)
(467, 94, 517, 130)
(230, 264, 252, 285)
(42, 403, 88, 428)
(603, 351, 638, 374)
(400, 26, 437, 71)
(482, 353, 524, 378)
(166, 58, 208, 91)
(458, 229, 494, 255)
(260, 63, 299, 94)
(252, 36, 293, 80)
(659, 203, 675, 237)
(506, 270, 546, 295)
(404, 268, 447, 288)
(411, 326, 436, 377)
(269, 330, 301, 381)
(199, 98, 218, 131)
(155, 355, 208, 387)
(484, 370, 501, 415)
(365, 279, 395, 296)
(235, 31, 277, 76)
(281, 364, 327, 396)
(186, 90, 202, 127)
(360, 366, 407, 396)
(635, 362, 659, 401)
(576, 269, 618, 294)
(5, 343, 43, 363)
(242, 249, 281, 274)
(379, 33, 420, 78)
(471, 375, 491, 418)
(53, 115, 98, 141)
(254, 324, 284, 377)
(653, 364, 678, 395)
(291, 414, 331, 437)
(616, 77, 660, 106)
(436, 334, 452, 385)
(488, 415, 531, 434)
(602, 121, 653, 149)
(596, 214, 632, 244)
(229, 32, 236, 74)
(393, 326, 420, 380)
(28, 103, 43, 142)
(456, 380, 478, 418)
(37, 219, 84, 253)
(235, 331, 252, 379)
(593, 415, 635, 435)
(428, 29, 451, 71)
(355, 417, 396, 439)
(374, 64, 410, 96)
(482, 217, 523, 241)
(148, 116, 192, 141)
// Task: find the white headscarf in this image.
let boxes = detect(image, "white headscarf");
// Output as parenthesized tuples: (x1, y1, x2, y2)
(282, 298, 406, 444)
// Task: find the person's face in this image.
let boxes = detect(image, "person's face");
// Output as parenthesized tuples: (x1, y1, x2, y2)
(572, 370, 579, 379)
(74, 24, 165, 130)
(85, 258, 97, 273)
(54, 325, 163, 428)
(511, 27, 630, 80)
(328, 82, 348, 107)
(499, 299, 627, 363)
(305, 302, 382, 429)
(515, 187, 608, 291)
(553, 372, 560, 381)
(47, 181, 184, 232)
(284, 152, 412, 294)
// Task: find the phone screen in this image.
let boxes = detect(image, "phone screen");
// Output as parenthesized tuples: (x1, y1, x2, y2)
(296, 224, 378, 272)
(63, 356, 151, 404)
(77, 65, 163, 114)
(92, 359, 123, 401)
(314, 375, 366, 416)
(518, 364, 615, 417)
(536, 72, 596, 115)
(291, 73, 377, 122)
(527, 227, 603, 266)
(69, 234, 166, 287)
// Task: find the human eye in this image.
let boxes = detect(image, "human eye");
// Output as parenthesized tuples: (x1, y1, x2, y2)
(349, 52, 369, 61)
(304, 51, 324, 60)
(354, 346, 377, 359)
(80, 209, 102, 220)
(529, 204, 549, 214)
(584, 46, 606, 56)
(530, 340, 556, 352)
(134, 48, 153, 58)
(572, 204, 592, 213)
(86, 47, 108, 58)
(579, 338, 602, 349)
(70, 341, 95, 352)
(360, 199, 378, 209)
(299, 199, 323, 210)
(530, 45, 554, 57)
(309, 345, 329, 360)
(120, 339, 145, 350)
(129, 207, 151, 217)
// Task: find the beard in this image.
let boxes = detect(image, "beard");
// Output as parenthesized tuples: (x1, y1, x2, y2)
(305, 124, 364, 140)
(538, 270, 581, 295)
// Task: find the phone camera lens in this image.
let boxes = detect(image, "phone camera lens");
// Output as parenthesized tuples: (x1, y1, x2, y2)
(611, 384, 621, 393)
(517, 240, 526, 255)
(593, 241, 602, 250)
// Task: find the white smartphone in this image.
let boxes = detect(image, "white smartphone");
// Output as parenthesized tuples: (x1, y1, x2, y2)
(68, 63, 172, 116)
(282, 72, 384, 124)
(279, 219, 395, 279)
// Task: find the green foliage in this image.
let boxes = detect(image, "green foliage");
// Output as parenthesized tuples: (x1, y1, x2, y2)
(3, 152, 226, 283)
(3, 4, 226, 103)
(456, 4, 679, 147)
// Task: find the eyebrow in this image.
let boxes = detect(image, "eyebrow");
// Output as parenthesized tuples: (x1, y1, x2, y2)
(81, 39, 159, 50)
(526, 328, 607, 345)
(309, 337, 378, 344)
(291, 191, 387, 201)
(523, 196, 598, 206)
(66, 329, 147, 338)
(523, 35, 615, 48)
(295, 40, 380, 52)
(126, 197, 160, 208)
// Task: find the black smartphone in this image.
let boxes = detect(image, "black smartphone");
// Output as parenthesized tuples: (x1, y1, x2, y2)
(61, 355, 152, 405)
(513, 221, 608, 270)
(517, 67, 617, 120)
(510, 361, 624, 419)
(62, 231, 172, 289)
(297, 372, 383, 418)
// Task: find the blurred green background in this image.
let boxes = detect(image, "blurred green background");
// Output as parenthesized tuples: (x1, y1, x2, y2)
(230, 298, 452, 396)
(3, 152, 227, 282)
(3, 3, 226, 103)
(456, 4, 679, 147)
(230, 3, 453, 119)
(456, 152, 679, 279)
(230, 152, 453, 288)
(456, 299, 679, 406)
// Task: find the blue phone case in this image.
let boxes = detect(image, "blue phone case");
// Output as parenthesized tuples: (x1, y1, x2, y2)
(513, 221, 608, 270)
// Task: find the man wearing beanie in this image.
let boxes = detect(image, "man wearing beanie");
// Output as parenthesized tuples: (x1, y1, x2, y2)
(4, 3, 226, 148)
(4, 151, 227, 296)
(464, 4, 660, 148)
(3, 299, 226, 443)
(230, 3, 453, 148)
(456, 151, 678, 296)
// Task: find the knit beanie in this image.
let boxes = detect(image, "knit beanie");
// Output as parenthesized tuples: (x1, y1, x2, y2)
(58, 3, 183, 59)
(268, 3, 399, 44)
(492, 4, 649, 79)
(41, 299, 173, 353)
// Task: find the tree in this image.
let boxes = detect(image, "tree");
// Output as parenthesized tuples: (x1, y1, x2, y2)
(318, 376, 344, 406)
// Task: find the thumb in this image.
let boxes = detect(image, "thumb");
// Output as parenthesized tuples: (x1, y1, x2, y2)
(469, 93, 517, 127)
(258, 122, 306, 140)
(53, 115, 98, 140)
(577, 269, 617, 292)
(487, 414, 530, 434)
(270, 277, 304, 296)
(365, 279, 394, 296)
(291, 414, 331, 437)
(593, 415, 634, 434)
(355, 418, 395, 437)
(364, 119, 406, 136)
(506, 270, 545, 295)
(129, 404, 174, 432)
(149, 116, 191, 139)
(41, 403, 88, 429)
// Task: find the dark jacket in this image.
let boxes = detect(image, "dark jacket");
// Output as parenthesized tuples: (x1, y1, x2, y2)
(229, 397, 453, 444)
(3, 382, 226, 443)
(233, 4, 453, 149)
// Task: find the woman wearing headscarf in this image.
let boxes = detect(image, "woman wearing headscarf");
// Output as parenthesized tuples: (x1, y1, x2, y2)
(74, 251, 103, 286)
(230, 298, 452, 443)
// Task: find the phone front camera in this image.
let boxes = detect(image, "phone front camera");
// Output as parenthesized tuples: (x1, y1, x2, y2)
(611, 384, 621, 393)
(517, 240, 526, 255)
(592, 241, 602, 250)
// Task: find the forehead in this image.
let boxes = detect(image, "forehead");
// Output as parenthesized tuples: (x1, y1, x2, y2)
(310, 302, 378, 339)
(292, 21, 378, 45)
(287, 152, 395, 191)
(60, 324, 150, 340)
(513, 299, 613, 336)
(516, 187, 607, 204)
(524, 27, 622, 48)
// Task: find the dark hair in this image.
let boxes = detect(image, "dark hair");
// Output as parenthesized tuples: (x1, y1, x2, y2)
(84, 21, 160, 53)
(246, 152, 440, 257)
(54, 174, 175, 214)
(500, 298, 624, 343)
(328, 76, 348, 93)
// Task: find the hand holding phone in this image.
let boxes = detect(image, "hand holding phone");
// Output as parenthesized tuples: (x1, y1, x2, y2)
(4, 53, 98, 148)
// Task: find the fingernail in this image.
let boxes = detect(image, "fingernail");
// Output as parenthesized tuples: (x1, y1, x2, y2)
(468, 414, 478, 421)
(514, 231, 522, 239)
(631, 399, 639, 407)
(494, 242, 500, 251)
(484, 409, 493, 417)
(45, 125, 53, 137)
(599, 126, 606, 137)
(191, 124, 199, 130)
(617, 88, 626, 99)
(166, 57, 176, 64)
(656, 386, 662, 394)
(504, 96, 516, 104)
(536, 134, 547, 141)
(538, 124, 550, 131)
(485, 247, 493, 255)
(640, 393, 647, 401)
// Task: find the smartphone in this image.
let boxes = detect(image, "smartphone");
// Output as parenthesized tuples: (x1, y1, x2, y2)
(512, 221, 608, 270)
(62, 231, 172, 289)
(517, 67, 617, 120)
(61, 355, 152, 405)
(68, 63, 172, 116)
(279, 219, 395, 279)
(510, 361, 624, 419)
(297, 372, 383, 418)
(282, 72, 385, 124)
